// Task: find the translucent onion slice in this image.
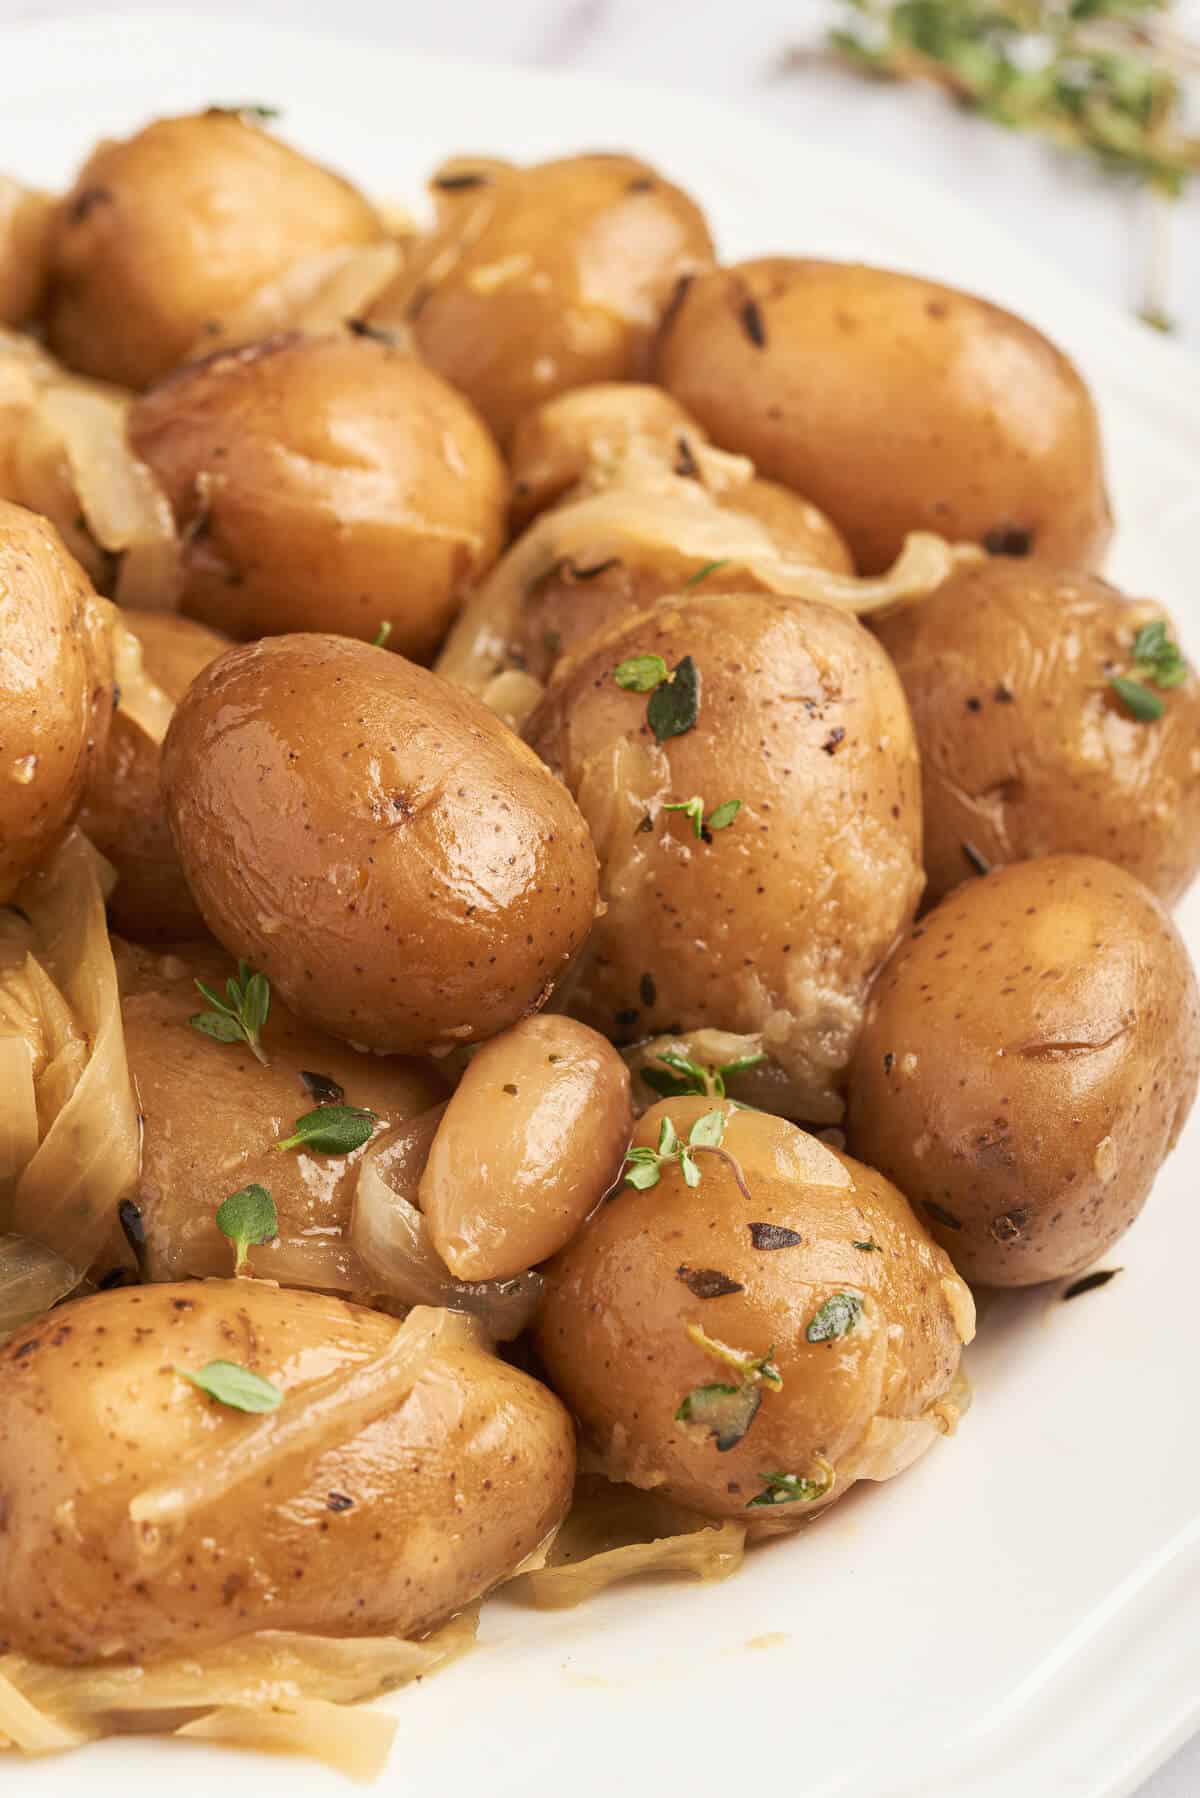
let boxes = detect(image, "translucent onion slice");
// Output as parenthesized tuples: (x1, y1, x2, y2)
(0, 1040, 37, 1199)
(110, 615, 176, 746)
(523, 1522, 746, 1609)
(352, 1121, 543, 1340)
(183, 241, 406, 361)
(0, 1666, 97, 1755)
(0, 1235, 78, 1335)
(175, 1698, 396, 1781)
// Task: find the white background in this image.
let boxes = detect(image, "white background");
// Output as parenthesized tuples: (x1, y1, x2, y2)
(0, 2, 1196, 1793)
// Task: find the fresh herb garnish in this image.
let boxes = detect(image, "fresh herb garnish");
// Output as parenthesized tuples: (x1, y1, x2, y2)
(372, 621, 393, 648)
(676, 1382, 761, 1451)
(748, 1222, 802, 1251)
(613, 652, 701, 741)
(642, 1047, 766, 1101)
(273, 1104, 378, 1156)
(118, 1198, 148, 1280)
(215, 1183, 278, 1273)
(852, 1239, 881, 1252)
(623, 1108, 751, 1197)
(1110, 675, 1164, 721)
(210, 103, 281, 123)
(806, 1291, 864, 1343)
(686, 1321, 782, 1390)
(682, 560, 730, 589)
(662, 795, 742, 839)
(175, 1360, 282, 1413)
(962, 839, 992, 876)
(190, 960, 271, 1065)
(676, 1265, 745, 1299)
(299, 1069, 345, 1105)
(747, 1461, 835, 1508)
(1110, 619, 1188, 720)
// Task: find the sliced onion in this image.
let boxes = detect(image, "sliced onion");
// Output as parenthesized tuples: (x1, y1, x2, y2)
(352, 1119, 543, 1340)
(183, 241, 406, 361)
(109, 616, 176, 746)
(0, 1041, 37, 1201)
(0, 1235, 78, 1334)
(176, 1699, 397, 1780)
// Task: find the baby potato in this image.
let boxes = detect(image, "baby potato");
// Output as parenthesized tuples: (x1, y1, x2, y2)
(420, 1014, 632, 1280)
(537, 1096, 973, 1520)
(0, 499, 113, 901)
(46, 109, 382, 389)
(129, 332, 507, 659)
(369, 154, 714, 444)
(525, 591, 923, 1121)
(847, 855, 1200, 1285)
(508, 383, 707, 529)
(162, 633, 599, 1053)
(104, 939, 446, 1289)
(80, 609, 229, 939)
(0, 1283, 574, 1664)
(656, 258, 1112, 574)
(875, 561, 1200, 906)
(0, 176, 55, 327)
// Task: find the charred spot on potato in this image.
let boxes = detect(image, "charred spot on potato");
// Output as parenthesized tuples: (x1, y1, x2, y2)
(69, 185, 114, 224)
(627, 176, 656, 193)
(923, 1200, 962, 1231)
(965, 696, 982, 714)
(984, 525, 1033, 557)
(326, 1491, 355, 1512)
(748, 1222, 802, 1250)
(639, 972, 657, 1008)
(347, 317, 401, 345)
(882, 1052, 895, 1074)
(739, 297, 767, 348)
(962, 840, 992, 877)
(821, 727, 845, 755)
(118, 1199, 148, 1275)
(674, 435, 699, 478)
(994, 683, 1015, 703)
(1062, 1267, 1122, 1300)
(299, 1069, 345, 1106)
(676, 1265, 745, 1299)
(432, 171, 490, 191)
(989, 1208, 1031, 1242)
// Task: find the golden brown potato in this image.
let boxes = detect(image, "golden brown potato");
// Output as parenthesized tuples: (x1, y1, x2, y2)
(525, 591, 923, 1120)
(162, 633, 599, 1054)
(537, 1096, 973, 1520)
(847, 855, 1200, 1285)
(420, 1014, 632, 1279)
(0, 500, 113, 901)
(508, 382, 706, 529)
(874, 561, 1200, 906)
(46, 109, 382, 389)
(370, 154, 713, 444)
(0, 1284, 574, 1664)
(80, 609, 229, 938)
(0, 177, 55, 327)
(129, 332, 507, 659)
(104, 939, 446, 1289)
(656, 259, 1112, 573)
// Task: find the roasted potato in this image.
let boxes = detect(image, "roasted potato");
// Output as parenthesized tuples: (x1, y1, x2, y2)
(525, 591, 923, 1120)
(162, 633, 599, 1053)
(46, 109, 382, 388)
(80, 609, 229, 938)
(420, 1013, 632, 1280)
(537, 1096, 973, 1520)
(102, 939, 446, 1289)
(0, 500, 113, 901)
(369, 154, 713, 443)
(874, 561, 1200, 906)
(847, 855, 1200, 1284)
(0, 1284, 574, 1664)
(0, 176, 55, 327)
(656, 259, 1112, 573)
(129, 332, 507, 659)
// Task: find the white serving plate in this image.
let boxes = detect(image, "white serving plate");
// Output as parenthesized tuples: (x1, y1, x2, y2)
(1, 13, 1197, 1796)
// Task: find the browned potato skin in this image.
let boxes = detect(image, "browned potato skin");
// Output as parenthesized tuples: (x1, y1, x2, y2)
(0, 178, 55, 326)
(525, 592, 922, 1118)
(129, 333, 507, 660)
(370, 155, 714, 445)
(508, 383, 704, 529)
(0, 1282, 575, 1665)
(0, 500, 113, 901)
(875, 562, 1200, 906)
(656, 259, 1112, 574)
(108, 939, 446, 1286)
(162, 633, 600, 1053)
(46, 111, 381, 389)
(421, 1014, 632, 1280)
(847, 855, 1200, 1285)
(537, 1097, 971, 1519)
(79, 610, 229, 939)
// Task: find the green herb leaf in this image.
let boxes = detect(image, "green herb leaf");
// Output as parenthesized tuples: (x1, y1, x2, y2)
(624, 1157, 662, 1190)
(662, 795, 706, 838)
(274, 1104, 378, 1157)
(680, 1149, 702, 1188)
(1110, 674, 1165, 721)
(215, 1183, 278, 1272)
(372, 620, 393, 648)
(681, 560, 730, 590)
(852, 1239, 881, 1252)
(676, 1381, 762, 1451)
(641, 1046, 766, 1102)
(689, 1108, 727, 1151)
(647, 655, 700, 742)
(747, 1462, 834, 1507)
(176, 1359, 282, 1413)
(705, 799, 742, 832)
(1130, 618, 1188, 688)
(614, 653, 669, 692)
(806, 1291, 864, 1343)
(189, 961, 271, 1064)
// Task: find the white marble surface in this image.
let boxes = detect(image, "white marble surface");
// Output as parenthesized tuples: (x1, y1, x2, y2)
(0, 1, 1196, 1792)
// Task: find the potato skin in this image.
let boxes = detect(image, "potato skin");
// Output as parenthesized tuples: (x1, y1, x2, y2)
(0, 500, 113, 901)
(525, 591, 923, 1119)
(46, 111, 381, 388)
(0, 1282, 574, 1664)
(0, 177, 55, 326)
(656, 259, 1112, 573)
(162, 633, 599, 1053)
(875, 562, 1200, 906)
(79, 610, 229, 939)
(370, 155, 713, 444)
(107, 940, 445, 1286)
(537, 1097, 972, 1519)
(421, 1014, 632, 1280)
(129, 333, 507, 660)
(847, 855, 1200, 1285)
